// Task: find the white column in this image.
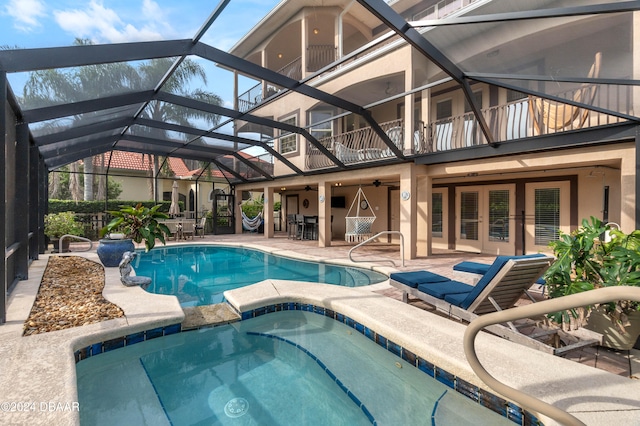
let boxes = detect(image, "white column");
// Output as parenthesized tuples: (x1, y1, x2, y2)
(400, 165, 417, 259)
(318, 181, 332, 247)
(264, 186, 274, 238)
(416, 172, 431, 257)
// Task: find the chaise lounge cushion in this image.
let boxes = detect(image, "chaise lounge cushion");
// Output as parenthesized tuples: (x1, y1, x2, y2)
(453, 254, 547, 287)
(416, 280, 473, 299)
(453, 261, 491, 275)
(389, 270, 451, 288)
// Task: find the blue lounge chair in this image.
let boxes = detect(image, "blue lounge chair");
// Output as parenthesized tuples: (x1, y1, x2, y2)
(390, 254, 551, 315)
(390, 254, 602, 354)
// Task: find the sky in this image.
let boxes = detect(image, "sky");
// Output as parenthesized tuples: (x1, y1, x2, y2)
(0, 0, 282, 110)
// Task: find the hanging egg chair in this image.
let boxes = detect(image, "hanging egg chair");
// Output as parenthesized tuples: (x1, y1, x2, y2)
(345, 187, 376, 243)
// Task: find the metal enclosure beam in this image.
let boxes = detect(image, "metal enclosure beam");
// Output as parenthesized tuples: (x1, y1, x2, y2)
(636, 127, 640, 229)
(15, 123, 30, 280)
(0, 39, 195, 72)
(38, 160, 48, 254)
(22, 90, 155, 123)
(29, 144, 40, 260)
(1, 72, 6, 324)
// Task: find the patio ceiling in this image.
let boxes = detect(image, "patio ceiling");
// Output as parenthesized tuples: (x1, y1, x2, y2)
(1, 0, 638, 184)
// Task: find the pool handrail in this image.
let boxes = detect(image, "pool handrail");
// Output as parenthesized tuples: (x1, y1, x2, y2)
(348, 230, 404, 267)
(463, 286, 640, 426)
(59, 234, 94, 253)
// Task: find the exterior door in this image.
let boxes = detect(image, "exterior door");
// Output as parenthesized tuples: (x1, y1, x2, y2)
(455, 185, 515, 254)
(456, 187, 482, 252)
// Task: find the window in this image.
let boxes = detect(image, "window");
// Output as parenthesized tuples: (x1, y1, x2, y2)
(279, 115, 297, 154)
(436, 99, 452, 119)
(464, 91, 483, 113)
(309, 110, 333, 141)
(534, 188, 560, 246)
(432, 192, 443, 238)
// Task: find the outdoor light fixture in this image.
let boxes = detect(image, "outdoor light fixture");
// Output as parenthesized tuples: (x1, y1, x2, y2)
(373, 179, 381, 187)
(277, 53, 283, 59)
(313, 28, 319, 34)
(305, 185, 312, 191)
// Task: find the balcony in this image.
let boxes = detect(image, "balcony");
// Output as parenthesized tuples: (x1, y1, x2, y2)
(306, 119, 426, 169)
(305, 86, 629, 170)
(238, 45, 336, 113)
(428, 90, 627, 152)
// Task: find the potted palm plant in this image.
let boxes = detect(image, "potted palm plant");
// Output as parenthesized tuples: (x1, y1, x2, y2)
(44, 212, 84, 253)
(544, 216, 640, 349)
(97, 203, 171, 267)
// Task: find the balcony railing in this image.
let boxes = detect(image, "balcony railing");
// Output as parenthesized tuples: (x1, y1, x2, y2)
(307, 45, 337, 72)
(413, 0, 478, 20)
(306, 119, 426, 169)
(424, 88, 628, 153)
(305, 85, 629, 169)
(237, 57, 302, 112)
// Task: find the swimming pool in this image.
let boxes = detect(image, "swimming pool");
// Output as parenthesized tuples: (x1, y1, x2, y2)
(132, 245, 387, 306)
(76, 310, 516, 425)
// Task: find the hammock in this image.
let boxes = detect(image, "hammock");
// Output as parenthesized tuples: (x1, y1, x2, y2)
(528, 52, 601, 134)
(345, 187, 376, 243)
(242, 211, 263, 232)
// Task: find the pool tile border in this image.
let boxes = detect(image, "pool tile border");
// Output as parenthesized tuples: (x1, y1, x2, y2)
(74, 302, 543, 425)
(74, 323, 182, 361)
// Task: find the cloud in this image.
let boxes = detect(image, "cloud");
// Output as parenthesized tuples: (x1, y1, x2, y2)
(53, 0, 172, 44)
(5, 0, 46, 32)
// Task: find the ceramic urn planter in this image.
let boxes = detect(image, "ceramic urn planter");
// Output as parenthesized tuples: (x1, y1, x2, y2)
(96, 238, 135, 267)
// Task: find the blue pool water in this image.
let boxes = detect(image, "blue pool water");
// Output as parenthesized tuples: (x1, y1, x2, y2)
(132, 245, 387, 306)
(77, 311, 515, 425)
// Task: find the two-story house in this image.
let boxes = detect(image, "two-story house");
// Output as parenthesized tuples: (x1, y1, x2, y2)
(228, 0, 637, 258)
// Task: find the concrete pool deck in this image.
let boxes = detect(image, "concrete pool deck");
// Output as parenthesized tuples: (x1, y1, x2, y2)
(1, 233, 639, 424)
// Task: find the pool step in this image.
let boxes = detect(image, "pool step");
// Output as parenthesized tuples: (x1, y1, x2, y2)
(181, 303, 240, 330)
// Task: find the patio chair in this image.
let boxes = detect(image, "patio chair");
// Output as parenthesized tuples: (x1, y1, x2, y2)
(182, 219, 195, 240)
(164, 221, 179, 241)
(390, 255, 602, 354)
(194, 216, 207, 238)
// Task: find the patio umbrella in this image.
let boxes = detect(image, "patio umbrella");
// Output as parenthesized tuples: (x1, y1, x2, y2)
(169, 181, 180, 216)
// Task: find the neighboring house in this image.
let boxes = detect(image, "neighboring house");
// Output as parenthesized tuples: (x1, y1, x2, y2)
(97, 151, 230, 217)
(230, 0, 637, 257)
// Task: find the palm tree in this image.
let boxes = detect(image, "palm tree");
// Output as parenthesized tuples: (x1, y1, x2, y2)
(134, 58, 223, 200)
(22, 40, 223, 201)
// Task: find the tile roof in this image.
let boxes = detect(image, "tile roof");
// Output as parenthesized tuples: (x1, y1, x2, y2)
(93, 151, 191, 177)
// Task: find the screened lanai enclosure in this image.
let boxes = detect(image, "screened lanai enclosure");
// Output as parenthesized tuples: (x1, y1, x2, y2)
(2, 0, 640, 323)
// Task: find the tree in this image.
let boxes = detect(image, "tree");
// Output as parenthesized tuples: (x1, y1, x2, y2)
(22, 39, 223, 201)
(49, 166, 122, 200)
(134, 58, 223, 200)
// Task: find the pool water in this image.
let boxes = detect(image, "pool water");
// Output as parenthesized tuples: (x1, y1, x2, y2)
(77, 311, 514, 425)
(132, 245, 387, 306)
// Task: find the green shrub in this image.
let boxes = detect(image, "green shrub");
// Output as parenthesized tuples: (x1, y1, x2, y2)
(44, 212, 84, 239)
(48, 200, 176, 214)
